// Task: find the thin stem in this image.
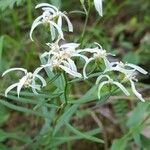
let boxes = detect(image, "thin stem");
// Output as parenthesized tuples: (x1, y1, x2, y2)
(81, 7, 90, 45)
(54, 72, 69, 124)
(63, 71, 68, 105)
(27, 0, 32, 25)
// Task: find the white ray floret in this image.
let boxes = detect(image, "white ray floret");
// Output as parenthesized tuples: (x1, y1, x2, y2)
(30, 3, 73, 41)
(2, 68, 46, 97)
(106, 61, 148, 75)
(80, 42, 115, 78)
(123, 70, 147, 102)
(96, 75, 130, 99)
(94, 0, 103, 16)
(104, 61, 148, 102)
(40, 39, 88, 78)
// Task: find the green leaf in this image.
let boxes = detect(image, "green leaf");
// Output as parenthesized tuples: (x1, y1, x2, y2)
(80, 0, 85, 5)
(0, 0, 24, 11)
(141, 135, 150, 149)
(126, 102, 149, 127)
(0, 130, 8, 142)
(0, 36, 4, 71)
(53, 104, 79, 135)
(123, 52, 140, 64)
(69, 86, 98, 104)
(9, 90, 63, 99)
(50, 128, 102, 148)
(0, 106, 9, 126)
(0, 144, 11, 150)
(51, 0, 61, 7)
(0, 94, 59, 109)
(111, 137, 128, 150)
(66, 123, 104, 143)
(0, 99, 50, 118)
(0, 129, 31, 143)
(133, 133, 142, 147)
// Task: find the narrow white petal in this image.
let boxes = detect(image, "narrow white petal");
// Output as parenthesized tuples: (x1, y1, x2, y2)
(30, 84, 41, 95)
(94, 42, 102, 49)
(40, 52, 49, 58)
(60, 43, 80, 49)
(103, 58, 112, 71)
(62, 60, 70, 68)
(33, 66, 45, 76)
(42, 7, 56, 14)
(57, 15, 62, 29)
(50, 24, 56, 41)
(67, 58, 77, 72)
(97, 81, 109, 99)
(49, 21, 64, 39)
(61, 13, 73, 32)
(35, 3, 58, 12)
(80, 48, 97, 53)
(113, 81, 130, 96)
(72, 53, 89, 63)
(59, 65, 82, 78)
(5, 83, 19, 97)
(30, 21, 43, 41)
(96, 75, 111, 85)
(126, 63, 148, 75)
(83, 58, 94, 78)
(42, 63, 52, 68)
(35, 74, 47, 87)
(17, 75, 28, 97)
(94, 0, 103, 16)
(130, 80, 145, 102)
(2, 68, 27, 76)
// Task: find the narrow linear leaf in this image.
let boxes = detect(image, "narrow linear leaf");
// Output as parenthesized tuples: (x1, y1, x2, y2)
(66, 123, 104, 143)
(0, 0, 24, 11)
(111, 137, 129, 150)
(0, 36, 4, 70)
(0, 99, 50, 118)
(53, 104, 79, 135)
(50, 128, 102, 148)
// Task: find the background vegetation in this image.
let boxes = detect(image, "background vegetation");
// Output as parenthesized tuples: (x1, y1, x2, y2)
(0, 0, 150, 149)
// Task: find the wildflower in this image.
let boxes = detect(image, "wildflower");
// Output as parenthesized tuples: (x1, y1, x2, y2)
(30, 3, 73, 41)
(2, 68, 46, 97)
(105, 61, 148, 102)
(107, 61, 148, 75)
(81, 42, 115, 78)
(96, 74, 130, 99)
(40, 39, 88, 78)
(123, 70, 146, 102)
(94, 0, 103, 16)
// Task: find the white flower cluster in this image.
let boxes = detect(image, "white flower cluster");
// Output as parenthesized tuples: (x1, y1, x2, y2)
(2, 3, 148, 102)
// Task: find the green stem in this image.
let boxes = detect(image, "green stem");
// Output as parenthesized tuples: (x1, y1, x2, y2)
(63, 71, 68, 105)
(54, 72, 69, 124)
(27, 0, 32, 25)
(81, 7, 90, 45)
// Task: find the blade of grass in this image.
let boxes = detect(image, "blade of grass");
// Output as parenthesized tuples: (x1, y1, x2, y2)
(0, 36, 4, 71)
(53, 104, 79, 135)
(66, 123, 104, 143)
(49, 128, 102, 148)
(0, 99, 50, 118)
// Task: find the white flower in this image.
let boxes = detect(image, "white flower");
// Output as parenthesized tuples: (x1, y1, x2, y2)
(105, 61, 148, 102)
(40, 39, 88, 78)
(80, 42, 115, 78)
(2, 68, 46, 97)
(123, 70, 146, 102)
(30, 3, 73, 41)
(96, 74, 130, 99)
(107, 61, 148, 75)
(94, 0, 103, 16)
